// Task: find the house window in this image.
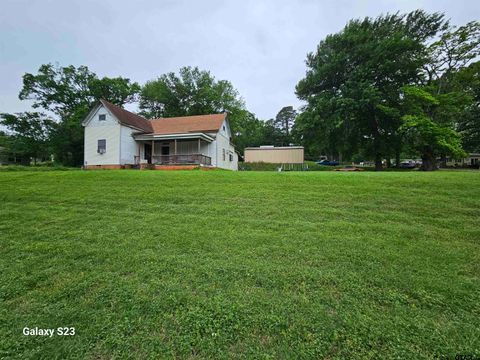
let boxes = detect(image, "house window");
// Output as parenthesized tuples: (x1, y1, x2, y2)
(97, 139, 106, 154)
(99, 114, 106, 121)
(222, 148, 226, 161)
(229, 153, 233, 162)
(223, 125, 226, 131)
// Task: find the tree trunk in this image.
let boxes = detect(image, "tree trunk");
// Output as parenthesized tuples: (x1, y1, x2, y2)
(420, 151, 437, 171)
(371, 113, 383, 171)
(386, 158, 391, 168)
(374, 154, 383, 171)
(395, 149, 401, 168)
(439, 154, 447, 168)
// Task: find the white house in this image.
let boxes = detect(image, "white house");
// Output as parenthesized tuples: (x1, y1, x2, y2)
(82, 100, 238, 170)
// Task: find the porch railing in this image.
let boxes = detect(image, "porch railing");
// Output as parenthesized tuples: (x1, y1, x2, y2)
(152, 154, 212, 166)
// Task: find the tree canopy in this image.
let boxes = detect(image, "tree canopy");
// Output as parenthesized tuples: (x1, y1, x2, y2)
(295, 10, 479, 169)
(17, 64, 140, 166)
(0, 112, 56, 164)
(139, 66, 245, 118)
(296, 11, 448, 169)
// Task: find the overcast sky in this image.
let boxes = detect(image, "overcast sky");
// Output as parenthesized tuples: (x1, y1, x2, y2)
(1, 0, 479, 120)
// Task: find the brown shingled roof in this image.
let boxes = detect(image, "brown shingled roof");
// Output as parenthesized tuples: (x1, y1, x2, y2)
(100, 100, 153, 133)
(99, 100, 226, 135)
(149, 113, 226, 135)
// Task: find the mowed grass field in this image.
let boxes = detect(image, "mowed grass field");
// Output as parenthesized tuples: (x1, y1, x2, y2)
(0, 170, 479, 359)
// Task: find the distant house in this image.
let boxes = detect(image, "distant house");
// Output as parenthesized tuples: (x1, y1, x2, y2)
(244, 146, 304, 164)
(82, 100, 238, 170)
(445, 153, 480, 168)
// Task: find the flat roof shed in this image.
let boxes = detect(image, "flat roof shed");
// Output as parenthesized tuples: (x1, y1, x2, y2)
(244, 146, 304, 164)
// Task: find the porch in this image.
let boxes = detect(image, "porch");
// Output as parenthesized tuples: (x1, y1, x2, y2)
(133, 134, 214, 166)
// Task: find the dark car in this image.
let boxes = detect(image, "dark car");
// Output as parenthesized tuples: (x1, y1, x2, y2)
(316, 159, 340, 166)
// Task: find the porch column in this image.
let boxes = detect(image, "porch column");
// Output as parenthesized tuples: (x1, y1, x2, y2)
(137, 142, 141, 164)
(151, 140, 154, 164)
(198, 138, 201, 154)
(174, 139, 177, 155)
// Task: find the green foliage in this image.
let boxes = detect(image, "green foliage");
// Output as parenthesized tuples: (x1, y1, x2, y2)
(1, 170, 479, 358)
(231, 111, 270, 153)
(18, 64, 140, 166)
(20, 64, 140, 116)
(296, 11, 447, 168)
(240, 161, 340, 171)
(453, 61, 480, 152)
(0, 112, 56, 164)
(426, 21, 480, 87)
(138, 66, 263, 151)
(0, 164, 76, 171)
(304, 161, 337, 171)
(139, 66, 245, 118)
(239, 162, 281, 171)
(269, 106, 297, 145)
(400, 85, 468, 169)
(295, 12, 480, 170)
(401, 114, 466, 158)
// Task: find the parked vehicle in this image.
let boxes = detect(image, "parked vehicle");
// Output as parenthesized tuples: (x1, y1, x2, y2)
(399, 160, 416, 169)
(316, 159, 339, 166)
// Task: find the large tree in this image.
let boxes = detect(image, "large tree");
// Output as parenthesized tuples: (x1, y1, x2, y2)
(139, 66, 257, 151)
(139, 67, 245, 118)
(296, 11, 447, 169)
(271, 106, 296, 145)
(19, 64, 140, 166)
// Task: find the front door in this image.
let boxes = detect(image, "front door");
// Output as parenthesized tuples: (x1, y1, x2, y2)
(144, 143, 152, 164)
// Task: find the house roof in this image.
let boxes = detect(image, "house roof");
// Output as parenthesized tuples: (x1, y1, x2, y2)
(97, 100, 226, 135)
(100, 100, 153, 133)
(149, 113, 227, 135)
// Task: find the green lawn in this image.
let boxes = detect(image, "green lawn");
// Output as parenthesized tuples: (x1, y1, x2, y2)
(0, 170, 479, 359)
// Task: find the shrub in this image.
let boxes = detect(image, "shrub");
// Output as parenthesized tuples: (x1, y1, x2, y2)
(0, 164, 77, 171)
(239, 162, 281, 171)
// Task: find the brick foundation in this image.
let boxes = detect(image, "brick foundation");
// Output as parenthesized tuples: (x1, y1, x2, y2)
(153, 165, 199, 170)
(84, 164, 215, 170)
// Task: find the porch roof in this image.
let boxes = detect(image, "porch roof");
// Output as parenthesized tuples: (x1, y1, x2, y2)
(133, 132, 215, 142)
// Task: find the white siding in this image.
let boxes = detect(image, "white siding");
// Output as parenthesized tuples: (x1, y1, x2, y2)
(214, 120, 238, 170)
(84, 105, 121, 166)
(120, 125, 139, 165)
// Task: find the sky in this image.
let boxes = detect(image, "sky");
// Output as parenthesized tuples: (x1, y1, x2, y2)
(1, 0, 479, 120)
